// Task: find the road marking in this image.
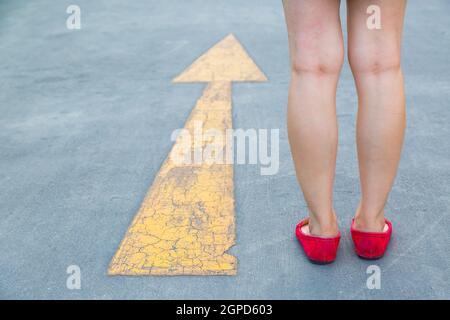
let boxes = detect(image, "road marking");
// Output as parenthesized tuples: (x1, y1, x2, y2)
(108, 34, 267, 275)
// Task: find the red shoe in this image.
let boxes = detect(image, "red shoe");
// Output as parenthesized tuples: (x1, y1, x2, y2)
(295, 218, 341, 264)
(351, 218, 393, 259)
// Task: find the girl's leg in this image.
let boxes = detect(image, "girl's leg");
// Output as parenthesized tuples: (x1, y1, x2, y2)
(282, 0, 343, 236)
(347, 0, 407, 232)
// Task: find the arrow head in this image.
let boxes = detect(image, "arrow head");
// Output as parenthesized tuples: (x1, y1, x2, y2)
(173, 34, 267, 83)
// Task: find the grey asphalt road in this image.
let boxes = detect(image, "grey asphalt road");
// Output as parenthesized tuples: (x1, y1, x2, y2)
(1, 0, 450, 299)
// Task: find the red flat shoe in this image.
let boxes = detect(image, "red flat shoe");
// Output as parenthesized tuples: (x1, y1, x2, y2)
(295, 218, 341, 264)
(351, 218, 393, 260)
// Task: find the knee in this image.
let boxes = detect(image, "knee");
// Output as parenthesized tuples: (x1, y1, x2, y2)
(348, 43, 401, 75)
(290, 40, 344, 76)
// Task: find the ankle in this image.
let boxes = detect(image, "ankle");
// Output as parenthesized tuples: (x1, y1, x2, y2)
(353, 215, 385, 232)
(353, 203, 387, 232)
(308, 211, 339, 237)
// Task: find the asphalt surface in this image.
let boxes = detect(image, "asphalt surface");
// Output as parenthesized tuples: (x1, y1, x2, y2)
(1, 0, 450, 299)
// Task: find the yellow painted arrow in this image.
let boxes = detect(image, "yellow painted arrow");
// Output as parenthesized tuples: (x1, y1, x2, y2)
(108, 34, 267, 276)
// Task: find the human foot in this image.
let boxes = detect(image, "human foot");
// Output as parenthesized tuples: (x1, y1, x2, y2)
(296, 217, 341, 264)
(351, 218, 393, 260)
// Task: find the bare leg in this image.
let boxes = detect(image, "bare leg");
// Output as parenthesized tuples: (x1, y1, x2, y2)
(283, 0, 343, 236)
(347, 0, 407, 232)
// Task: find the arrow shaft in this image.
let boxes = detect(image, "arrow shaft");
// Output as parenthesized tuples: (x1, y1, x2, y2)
(180, 81, 232, 166)
(109, 81, 236, 275)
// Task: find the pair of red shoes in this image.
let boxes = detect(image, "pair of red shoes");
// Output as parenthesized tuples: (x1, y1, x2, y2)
(295, 217, 392, 264)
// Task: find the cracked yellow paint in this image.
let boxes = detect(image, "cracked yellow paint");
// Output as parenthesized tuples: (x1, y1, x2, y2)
(108, 34, 267, 275)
